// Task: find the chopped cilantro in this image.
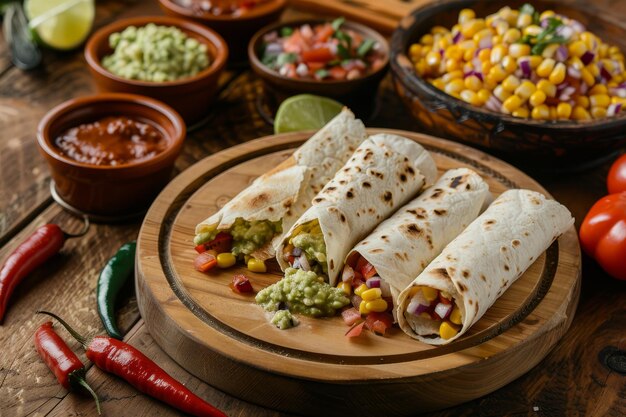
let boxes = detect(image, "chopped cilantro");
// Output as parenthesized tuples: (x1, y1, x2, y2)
(357, 38, 376, 57)
(331, 17, 345, 31)
(280, 26, 293, 37)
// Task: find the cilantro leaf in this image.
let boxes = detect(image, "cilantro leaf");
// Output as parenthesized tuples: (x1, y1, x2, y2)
(357, 38, 375, 57)
(331, 17, 345, 32)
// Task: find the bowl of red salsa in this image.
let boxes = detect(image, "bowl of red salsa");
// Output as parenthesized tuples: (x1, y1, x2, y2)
(37, 93, 186, 219)
(249, 18, 390, 118)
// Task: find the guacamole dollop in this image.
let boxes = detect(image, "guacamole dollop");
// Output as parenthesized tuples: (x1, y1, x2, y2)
(292, 232, 328, 274)
(256, 268, 349, 318)
(271, 310, 299, 330)
(194, 218, 282, 256)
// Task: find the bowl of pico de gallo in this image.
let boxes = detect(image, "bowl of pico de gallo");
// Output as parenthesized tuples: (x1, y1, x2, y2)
(249, 17, 390, 118)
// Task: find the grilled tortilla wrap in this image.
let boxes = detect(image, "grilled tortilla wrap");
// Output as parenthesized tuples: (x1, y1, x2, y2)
(344, 168, 490, 305)
(194, 109, 367, 260)
(277, 133, 437, 286)
(396, 189, 574, 345)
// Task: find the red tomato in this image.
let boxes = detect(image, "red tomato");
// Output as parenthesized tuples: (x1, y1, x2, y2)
(194, 250, 217, 273)
(341, 307, 362, 326)
(365, 312, 393, 336)
(607, 154, 626, 194)
(203, 232, 233, 254)
(230, 274, 253, 293)
(345, 321, 365, 338)
(579, 192, 626, 280)
(356, 257, 377, 279)
(301, 47, 334, 63)
(328, 66, 347, 80)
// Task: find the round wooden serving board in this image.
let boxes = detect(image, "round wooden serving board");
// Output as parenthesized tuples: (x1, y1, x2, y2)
(136, 129, 581, 416)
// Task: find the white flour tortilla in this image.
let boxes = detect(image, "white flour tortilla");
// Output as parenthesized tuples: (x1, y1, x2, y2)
(277, 133, 438, 286)
(195, 109, 367, 260)
(397, 189, 574, 345)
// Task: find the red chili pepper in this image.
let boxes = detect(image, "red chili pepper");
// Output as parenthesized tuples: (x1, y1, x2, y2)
(0, 217, 89, 323)
(34, 321, 100, 414)
(38, 311, 227, 417)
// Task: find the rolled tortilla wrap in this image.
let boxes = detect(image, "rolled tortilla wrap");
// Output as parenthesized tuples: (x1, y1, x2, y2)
(194, 109, 367, 260)
(277, 133, 438, 286)
(344, 168, 491, 306)
(396, 189, 574, 345)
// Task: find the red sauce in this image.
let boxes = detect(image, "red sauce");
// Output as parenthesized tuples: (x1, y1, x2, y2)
(54, 116, 168, 166)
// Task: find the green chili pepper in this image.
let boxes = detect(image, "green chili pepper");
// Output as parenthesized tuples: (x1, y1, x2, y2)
(97, 241, 136, 339)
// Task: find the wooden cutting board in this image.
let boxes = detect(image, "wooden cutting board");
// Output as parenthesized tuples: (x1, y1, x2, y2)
(135, 129, 581, 416)
(288, 0, 431, 34)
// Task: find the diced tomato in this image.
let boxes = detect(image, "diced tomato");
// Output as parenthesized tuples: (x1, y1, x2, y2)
(351, 275, 365, 289)
(359, 262, 377, 280)
(203, 232, 233, 254)
(307, 61, 325, 72)
(301, 47, 334, 63)
(315, 24, 335, 43)
(355, 256, 369, 274)
(345, 321, 365, 338)
(341, 307, 362, 326)
(439, 293, 452, 304)
(194, 250, 217, 273)
(365, 311, 393, 336)
(350, 294, 362, 309)
(195, 244, 207, 254)
(287, 255, 295, 265)
(328, 66, 347, 80)
(345, 251, 360, 268)
(230, 274, 253, 293)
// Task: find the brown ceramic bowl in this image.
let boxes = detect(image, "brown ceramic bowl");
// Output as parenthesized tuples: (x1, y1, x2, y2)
(84, 16, 227, 124)
(249, 19, 390, 119)
(159, 0, 286, 63)
(391, 0, 626, 170)
(37, 93, 186, 218)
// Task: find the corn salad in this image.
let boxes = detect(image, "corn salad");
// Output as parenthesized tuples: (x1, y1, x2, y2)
(409, 4, 626, 120)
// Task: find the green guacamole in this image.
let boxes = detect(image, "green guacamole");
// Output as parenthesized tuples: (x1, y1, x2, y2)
(271, 310, 299, 330)
(256, 268, 349, 318)
(194, 218, 282, 256)
(292, 232, 328, 274)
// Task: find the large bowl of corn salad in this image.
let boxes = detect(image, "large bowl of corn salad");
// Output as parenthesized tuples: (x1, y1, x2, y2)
(390, 0, 626, 168)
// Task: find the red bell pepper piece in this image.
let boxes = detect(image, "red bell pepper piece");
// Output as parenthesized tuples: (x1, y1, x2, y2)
(345, 321, 365, 338)
(194, 251, 217, 273)
(365, 312, 393, 336)
(230, 274, 253, 293)
(201, 232, 233, 254)
(607, 154, 626, 194)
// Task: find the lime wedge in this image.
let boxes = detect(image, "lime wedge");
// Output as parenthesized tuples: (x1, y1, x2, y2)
(24, 0, 94, 50)
(274, 94, 344, 134)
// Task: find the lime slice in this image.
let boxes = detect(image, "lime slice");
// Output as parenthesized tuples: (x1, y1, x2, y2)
(274, 94, 344, 134)
(24, 0, 94, 50)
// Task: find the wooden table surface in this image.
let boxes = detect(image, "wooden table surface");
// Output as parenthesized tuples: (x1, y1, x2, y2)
(0, 1, 624, 416)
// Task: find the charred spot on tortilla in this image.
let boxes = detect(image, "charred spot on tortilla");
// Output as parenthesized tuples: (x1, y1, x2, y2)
(459, 283, 467, 293)
(381, 235, 389, 243)
(330, 259, 335, 270)
(383, 191, 393, 203)
(512, 239, 521, 247)
(368, 207, 376, 214)
(363, 181, 372, 188)
(268, 207, 274, 212)
(403, 223, 422, 236)
(369, 248, 384, 254)
(420, 260, 427, 268)
(524, 231, 529, 236)
(314, 197, 324, 203)
(339, 180, 347, 185)
(427, 235, 433, 248)
(370, 170, 384, 179)
(355, 166, 362, 172)
(531, 197, 541, 205)
(430, 188, 444, 199)
(466, 183, 471, 190)
(340, 214, 346, 223)
(434, 268, 450, 278)
(363, 151, 374, 161)
(475, 302, 479, 313)
(504, 264, 510, 271)
(376, 214, 382, 220)
(480, 274, 487, 282)
(501, 246, 507, 252)
(433, 208, 447, 216)
(286, 209, 292, 216)
(346, 190, 354, 199)
(403, 157, 409, 162)
(406, 167, 415, 175)
(394, 252, 404, 260)
(462, 269, 470, 278)
(449, 175, 466, 188)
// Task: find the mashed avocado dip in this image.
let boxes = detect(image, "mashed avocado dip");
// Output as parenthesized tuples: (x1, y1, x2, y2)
(194, 218, 282, 256)
(256, 268, 349, 327)
(271, 310, 299, 330)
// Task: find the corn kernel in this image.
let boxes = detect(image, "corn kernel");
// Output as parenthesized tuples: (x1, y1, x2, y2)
(442, 70, 464, 83)
(581, 68, 595, 85)
(473, 28, 493, 43)
(612, 97, 626, 106)
(599, 44, 609, 58)
(478, 48, 491, 62)
(528, 55, 542, 68)
(414, 61, 428, 75)
(490, 45, 507, 65)
(517, 13, 532, 28)
(409, 44, 422, 57)
(515, 80, 536, 100)
(509, 43, 531, 58)
(354, 283, 369, 297)
(461, 20, 486, 38)
(361, 287, 382, 301)
(502, 28, 521, 43)
(569, 40, 588, 58)
(420, 34, 434, 45)
(449, 307, 463, 325)
(359, 300, 370, 315)
(537, 80, 556, 97)
(444, 78, 465, 95)
(464, 75, 483, 91)
(576, 95, 590, 109)
(481, 61, 492, 75)
(587, 63, 600, 77)
(488, 65, 507, 82)
(549, 106, 557, 120)
(580, 32, 595, 49)
(591, 106, 608, 119)
(572, 105, 591, 120)
(477, 88, 491, 103)
(492, 35, 502, 45)
(247, 258, 266, 273)
(420, 312, 431, 319)
(422, 286, 439, 302)
(589, 84, 608, 95)
(458, 8, 476, 24)
(445, 45, 463, 60)
(445, 58, 460, 72)
(529, 90, 547, 107)
(366, 298, 388, 313)
(426, 50, 441, 67)
(549, 62, 566, 84)
(439, 321, 459, 340)
(542, 43, 560, 59)
(431, 78, 445, 89)
(432, 25, 449, 35)
(216, 252, 236, 269)
(463, 47, 477, 62)
(337, 281, 351, 295)
(537, 58, 556, 78)
(493, 85, 512, 101)
(499, 56, 515, 74)
(523, 24, 542, 37)
(556, 102, 573, 119)
(502, 75, 521, 92)
(460, 89, 482, 105)
(512, 107, 529, 118)
(502, 95, 522, 112)
(531, 104, 550, 120)
(590, 94, 611, 107)
(539, 10, 555, 21)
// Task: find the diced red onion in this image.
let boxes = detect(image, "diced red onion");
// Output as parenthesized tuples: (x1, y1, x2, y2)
(570, 20, 586, 33)
(478, 37, 493, 49)
(292, 258, 301, 269)
(407, 299, 430, 316)
(555, 45, 569, 62)
(471, 57, 482, 69)
(292, 247, 302, 257)
(342, 264, 355, 283)
(485, 95, 501, 112)
(296, 63, 308, 77)
(452, 31, 462, 43)
(366, 276, 381, 288)
(601, 66, 612, 81)
(580, 82, 589, 95)
(263, 31, 278, 42)
(556, 25, 574, 40)
(301, 24, 313, 39)
(581, 51, 595, 65)
(540, 18, 550, 28)
(610, 87, 626, 98)
(559, 86, 576, 101)
(434, 302, 453, 320)
(379, 279, 392, 298)
(557, 81, 570, 92)
(567, 66, 581, 79)
(464, 70, 483, 82)
(264, 42, 282, 55)
(439, 48, 445, 57)
(607, 103, 623, 117)
(519, 59, 531, 79)
(620, 82, 626, 89)
(298, 253, 310, 271)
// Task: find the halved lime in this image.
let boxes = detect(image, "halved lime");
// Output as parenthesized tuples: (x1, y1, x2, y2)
(24, 0, 95, 51)
(274, 94, 344, 134)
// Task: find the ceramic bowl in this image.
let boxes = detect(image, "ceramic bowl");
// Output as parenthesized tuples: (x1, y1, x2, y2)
(158, 0, 286, 63)
(249, 18, 390, 119)
(37, 93, 186, 218)
(391, 0, 626, 170)
(84, 16, 228, 124)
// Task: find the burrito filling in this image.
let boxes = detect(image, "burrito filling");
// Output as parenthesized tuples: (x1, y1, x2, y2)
(194, 218, 282, 272)
(405, 286, 462, 340)
(282, 221, 328, 276)
(335, 253, 394, 335)
(256, 268, 350, 327)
